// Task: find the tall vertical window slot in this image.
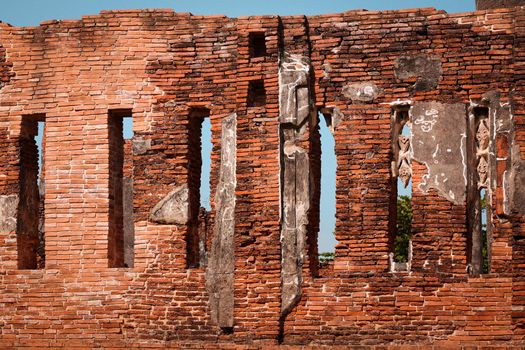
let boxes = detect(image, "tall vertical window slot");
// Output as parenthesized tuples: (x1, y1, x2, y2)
(187, 108, 212, 268)
(108, 109, 134, 268)
(390, 107, 413, 272)
(317, 111, 338, 268)
(467, 106, 491, 275)
(17, 114, 45, 269)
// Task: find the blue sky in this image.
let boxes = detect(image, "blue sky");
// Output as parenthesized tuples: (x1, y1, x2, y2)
(5, 1, 474, 253)
(3, 1, 474, 26)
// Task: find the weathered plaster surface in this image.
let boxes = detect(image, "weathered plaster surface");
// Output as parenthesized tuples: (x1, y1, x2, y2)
(395, 55, 442, 92)
(509, 146, 525, 215)
(149, 185, 189, 225)
(410, 102, 467, 204)
(0, 194, 18, 232)
(342, 82, 382, 102)
(132, 137, 152, 155)
(207, 113, 237, 328)
(279, 53, 311, 127)
(279, 53, 312, 318)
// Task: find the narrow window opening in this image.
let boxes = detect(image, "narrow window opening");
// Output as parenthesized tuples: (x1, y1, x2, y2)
(108, 109, 133, 268)
(247, 80, 266, 107)
(200, 118, 212, 211)
(390, 108, 413, 273)
(122, 115, 134, 268)
(17, 114, 45, 269)
(187, 108, 211, 268)
(248, 32, 267, 58)
(317, 112, 338, 268)
(468, 106, 491, 275)
(123, 116, 134, 139)
(36, 121, 45, 269)
(480, 188, 489, 274)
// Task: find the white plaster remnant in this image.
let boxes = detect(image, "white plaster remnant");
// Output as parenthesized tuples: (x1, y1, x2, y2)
(389, 100, 413, 106)
(414, 108, 439, 132)
(279, 53, 311, 126)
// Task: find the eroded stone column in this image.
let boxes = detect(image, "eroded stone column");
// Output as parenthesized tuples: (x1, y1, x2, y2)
(206, 113, 237, 329)
(279, 53, 313, 318)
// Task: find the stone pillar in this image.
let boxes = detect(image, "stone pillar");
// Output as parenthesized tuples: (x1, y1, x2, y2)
(279, 52, 314, 318)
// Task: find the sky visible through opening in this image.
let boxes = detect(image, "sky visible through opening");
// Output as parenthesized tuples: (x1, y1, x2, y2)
(36, 122, 44, 182)
(319, 114, 337, 253)
(123, 117, 134, 140)
(7, 0, 474, 254)
(201, 118, 212, 211)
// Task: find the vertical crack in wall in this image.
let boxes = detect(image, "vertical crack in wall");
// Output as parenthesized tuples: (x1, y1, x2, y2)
(206, 113, 237, 329)
(279, 53, 313, 320)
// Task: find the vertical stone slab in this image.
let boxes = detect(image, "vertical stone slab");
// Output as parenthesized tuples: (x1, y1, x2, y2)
(410, 102, 467, 205)
(207, 113, 237, 328)
(279, 53, 313, 317)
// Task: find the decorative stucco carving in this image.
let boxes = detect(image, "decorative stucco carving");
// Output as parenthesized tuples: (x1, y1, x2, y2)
(397, 135, 412, 188)
(476, 119, 490, 189)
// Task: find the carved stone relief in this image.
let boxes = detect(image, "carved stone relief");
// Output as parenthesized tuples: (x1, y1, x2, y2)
(476, 119, 490, 189)
(397, 135, 412, 188)
(393, 110, 412, 189)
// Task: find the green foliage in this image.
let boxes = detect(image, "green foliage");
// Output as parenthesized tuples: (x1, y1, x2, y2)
(481, 225, 489, 274)
(394, 195, 412, 263)
(319, 252, 335, 263)
(480, 196, 487, 210)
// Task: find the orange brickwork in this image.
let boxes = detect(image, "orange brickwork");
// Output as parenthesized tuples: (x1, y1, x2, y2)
(0, 3, 525, 349)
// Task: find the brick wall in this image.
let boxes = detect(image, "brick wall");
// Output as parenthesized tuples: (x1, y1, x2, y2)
(477, 0, 525, 10)
(0, 5, 524, 348)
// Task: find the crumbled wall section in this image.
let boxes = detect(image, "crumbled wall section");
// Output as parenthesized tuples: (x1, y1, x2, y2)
(0, 5, 525, 348)
(0, 42, 14, 90)
(395, 55, 442, 92)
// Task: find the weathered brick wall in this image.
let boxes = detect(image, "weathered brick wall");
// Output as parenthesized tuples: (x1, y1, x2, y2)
(0, 5, 524, 348)
(477, 0, 525, 10)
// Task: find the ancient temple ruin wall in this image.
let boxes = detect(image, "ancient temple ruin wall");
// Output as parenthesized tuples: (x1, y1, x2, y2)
(0, 4, 525, 348)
